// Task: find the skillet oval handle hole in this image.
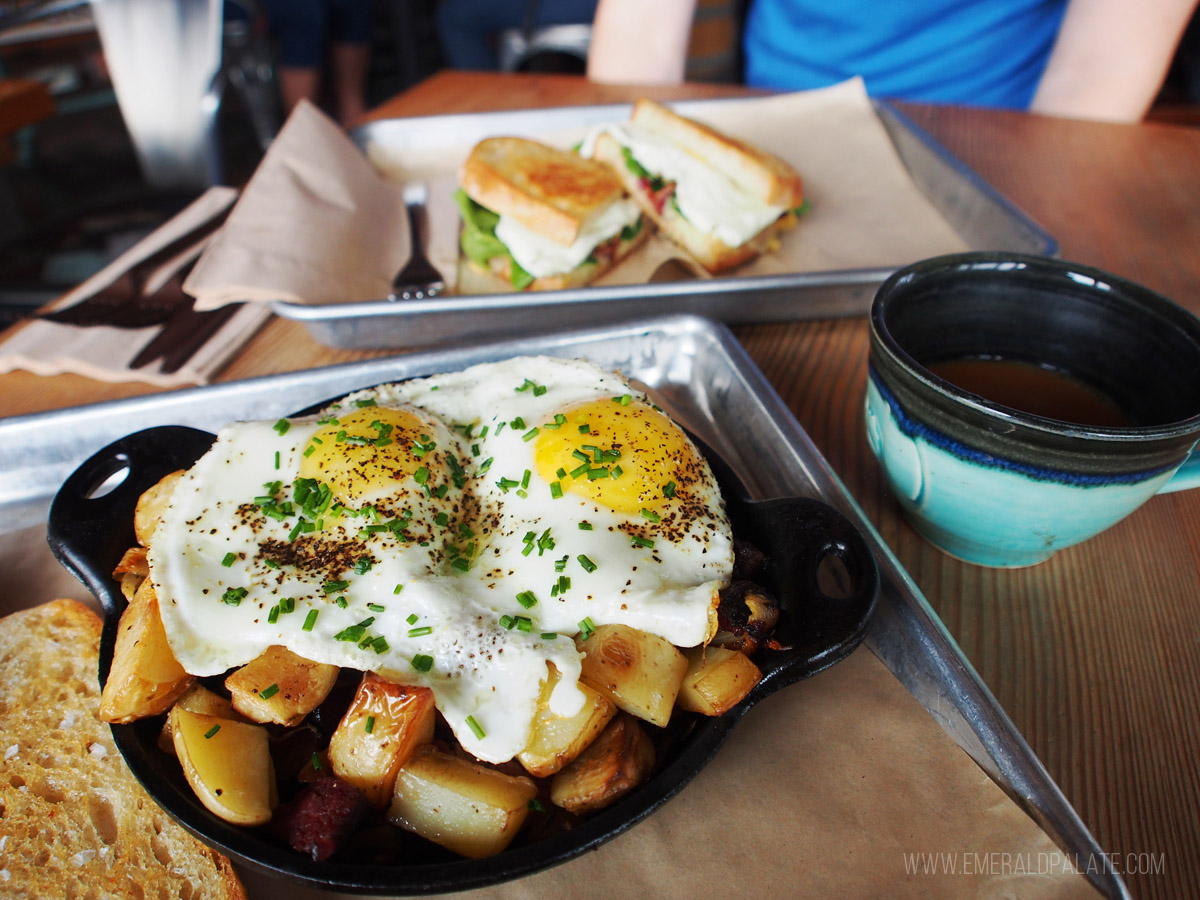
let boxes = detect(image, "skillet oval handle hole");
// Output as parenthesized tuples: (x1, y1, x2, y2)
(82, 455, 131, 500)
(815, 545, 854, 599)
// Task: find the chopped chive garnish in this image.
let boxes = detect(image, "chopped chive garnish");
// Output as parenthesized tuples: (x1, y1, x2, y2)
(578, 617, 596, 640)
(510, 416, 526, 430)
(302, 609, 319, 631)
(335, 596, 349, 608)
(613, 394, 632, 405)
(368, 603, 385, 612)
(521, 469, 531, 490)
(265, 558, 280, 570)
(267, 605, 280, 624)
(414, 467, 429, 485)
(408, 626, 432, 637)
(411, 653, 434, 672)
(274, 450, 281, 470)
(365, 716, 375, 734)
(280, 597, 295, 614)
(406, 613, 418, 625)
(353, 557, 372, 575)
(578, 521, 593, 531)
(499, 614, 516, 630)
(663, 480, 677, 498)
(221, 587, 247, 606)
(394, 583, 405, 594)
(550, 481, 563, 499)
(323, 580, 350, 594)
(554, 555, 568, 572)
(556, 467, 568, 479)
(578, 554, 598, 572)
(311, 752, 322, 771)
(221, 552, 237, 567)
(578, 423, 591, 434)
(540, 632, 558, 640)
(529, 798, 547, 812)
(640, 508, 661, 523)
(260, 683, 280, 699)
(631, 535, 656, 549)
(611, 465, 624, 480)
(204, 724, 221, 739)
(516, 616, 533, 633)
(521, 427, 540, 442)
(466, 716, 486, 739)
(516, 590, 537, 609)
(273, 419, 290, 435)
(354, 398, 377, 408)
(372, 636, 390, 653)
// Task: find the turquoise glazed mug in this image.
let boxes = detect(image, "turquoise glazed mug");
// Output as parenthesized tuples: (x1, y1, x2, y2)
(866, 253, 1200, 567)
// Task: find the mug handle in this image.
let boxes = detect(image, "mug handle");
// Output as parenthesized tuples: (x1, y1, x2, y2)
(1158, 448, 1200, 494)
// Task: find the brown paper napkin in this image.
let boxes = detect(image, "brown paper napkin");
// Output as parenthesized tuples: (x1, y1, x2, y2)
(0, 188, 271, 387)
(185, 80, 970, 311)
(185, 100, 411, 311)
(235, 647, 1102, 900)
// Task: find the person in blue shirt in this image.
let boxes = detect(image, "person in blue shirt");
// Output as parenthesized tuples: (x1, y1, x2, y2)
(587, 0, 1198, 121)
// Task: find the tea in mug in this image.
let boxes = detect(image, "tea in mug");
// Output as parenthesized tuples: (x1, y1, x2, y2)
(926, 357, 1131, 428)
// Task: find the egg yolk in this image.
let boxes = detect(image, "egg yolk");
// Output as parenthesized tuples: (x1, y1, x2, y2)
(533, 399, 701, 514)
(299, 406, 437, 506)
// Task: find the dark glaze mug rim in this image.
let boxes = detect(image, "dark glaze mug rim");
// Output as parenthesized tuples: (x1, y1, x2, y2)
(870, 252, 1200, 443)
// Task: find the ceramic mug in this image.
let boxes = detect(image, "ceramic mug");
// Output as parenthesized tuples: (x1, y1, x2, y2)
(866, 252, 1200, 567)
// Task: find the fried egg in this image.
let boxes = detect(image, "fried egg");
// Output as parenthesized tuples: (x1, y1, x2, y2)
(150, 357, 734, 763)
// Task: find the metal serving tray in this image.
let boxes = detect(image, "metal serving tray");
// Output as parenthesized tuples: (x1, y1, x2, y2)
(269, 99, 1055, 350)
(0, 315, 1121, 898)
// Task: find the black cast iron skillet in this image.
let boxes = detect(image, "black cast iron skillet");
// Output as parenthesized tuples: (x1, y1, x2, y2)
(48, 423, 878, 895)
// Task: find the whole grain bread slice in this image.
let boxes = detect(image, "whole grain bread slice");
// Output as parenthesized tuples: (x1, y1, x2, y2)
(459, 137, 626, 246)
(0, 599, 247, 900)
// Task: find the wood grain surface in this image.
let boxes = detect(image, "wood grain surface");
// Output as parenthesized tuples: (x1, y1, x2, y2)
(3, 71, 1198, 900)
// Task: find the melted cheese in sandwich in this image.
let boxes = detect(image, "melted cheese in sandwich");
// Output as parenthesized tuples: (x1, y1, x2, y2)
(495, 198, 641, 278)
(599, 123, 789, 248)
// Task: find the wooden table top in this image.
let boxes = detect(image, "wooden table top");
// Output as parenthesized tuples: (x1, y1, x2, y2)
(4, 71, 1198, 899)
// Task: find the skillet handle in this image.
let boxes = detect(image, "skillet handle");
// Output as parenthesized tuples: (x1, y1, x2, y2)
(739, 496, 880, 699)
(47, 426, 215, 617)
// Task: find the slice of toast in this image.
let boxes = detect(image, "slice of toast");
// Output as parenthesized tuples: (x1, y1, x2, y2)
(630, 98, 803, 208)
(460, 137, 626, 246)
(0, 599, 247, 900)
(593, 131, 798, 273)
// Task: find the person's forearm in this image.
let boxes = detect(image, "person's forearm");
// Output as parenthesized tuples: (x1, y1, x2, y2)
(1031, 0, 1197, 121)
(586, 0, 698, 84)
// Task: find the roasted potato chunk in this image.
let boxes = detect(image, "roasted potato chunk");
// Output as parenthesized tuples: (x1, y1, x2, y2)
(98, 578, 194, 723)
(171, 707, 275, 826)
(518, 664, 616, 777)
(225, 645, 339, 727)
(549, 713, 655, 815)
(576, 624, 688, 727)
(134, 469, 183, 546)
(676, 646, 762, 716)
(328, 673, 436, 808)
(388, 745, 538, 859)
(158, 683, 247, 754)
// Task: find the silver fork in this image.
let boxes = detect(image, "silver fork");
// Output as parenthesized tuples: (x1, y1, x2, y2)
(388, 184, 445, 301)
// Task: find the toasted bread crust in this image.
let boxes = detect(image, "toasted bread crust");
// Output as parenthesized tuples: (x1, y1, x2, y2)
(594, 131, 796, 273)
(0, 599, 247, 900)
(460, 137, 626, 246)
(630, 98, 803, 208)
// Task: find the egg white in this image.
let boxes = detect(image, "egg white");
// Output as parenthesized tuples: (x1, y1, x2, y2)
(151, 357, 733, 763)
